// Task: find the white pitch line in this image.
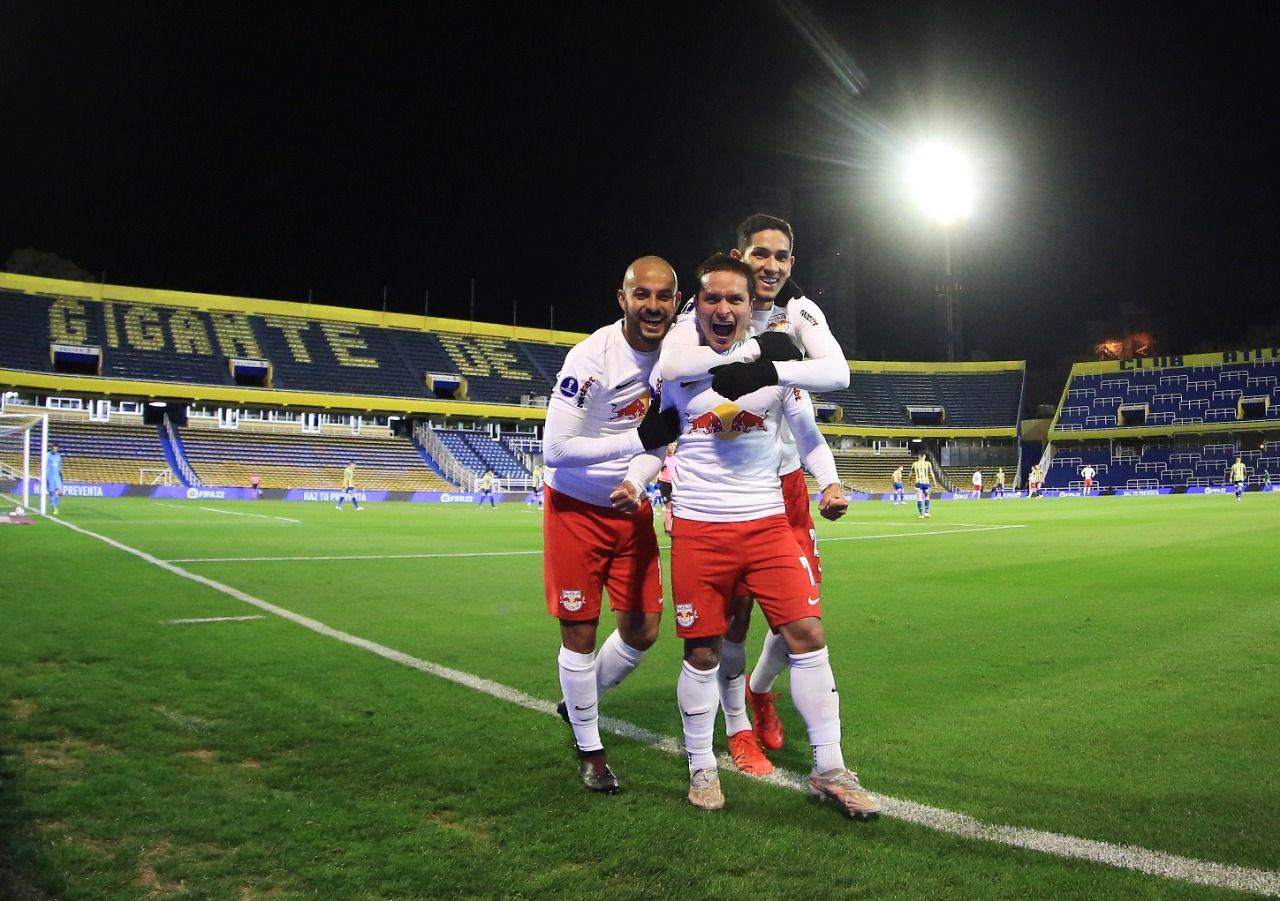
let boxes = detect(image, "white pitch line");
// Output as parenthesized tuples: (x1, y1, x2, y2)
(164, 615, 265, 624)
(40, 516, 1280, 897)
(198, 506, 301, 524)
(169, 549, 544, 563)
(821, 524, 1027, 543)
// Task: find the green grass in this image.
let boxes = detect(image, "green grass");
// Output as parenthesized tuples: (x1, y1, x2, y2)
(3, 494, 1278, 898)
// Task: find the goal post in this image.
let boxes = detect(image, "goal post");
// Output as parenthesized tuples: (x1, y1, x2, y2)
(0, 412, 49, 515)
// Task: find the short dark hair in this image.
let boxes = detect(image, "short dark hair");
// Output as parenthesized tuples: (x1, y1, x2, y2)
(694, 254, 754, 296)
(736, 214, 795, 254)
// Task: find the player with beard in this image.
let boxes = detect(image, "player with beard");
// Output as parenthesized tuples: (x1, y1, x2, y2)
(542, 256, 682, 794)
(644, 255, 877, 816)
(657, 215, 849, 771)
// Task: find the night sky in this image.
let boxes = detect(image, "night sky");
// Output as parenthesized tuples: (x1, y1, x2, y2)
(5, 2, 1279, 405)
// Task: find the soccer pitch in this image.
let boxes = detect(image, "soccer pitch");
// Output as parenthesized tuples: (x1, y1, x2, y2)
(3, 494, 1278, 899)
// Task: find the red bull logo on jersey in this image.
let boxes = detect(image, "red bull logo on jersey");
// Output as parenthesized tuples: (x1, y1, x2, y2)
(610, 396, 649, 421)
(687, 404, 769, 440)
(766, 319, 791, 332)
(687, 411, 725, 435)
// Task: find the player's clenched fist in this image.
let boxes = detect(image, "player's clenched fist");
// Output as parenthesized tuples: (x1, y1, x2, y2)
(817, 483, 848, 521)
(609, 480, 644, 514)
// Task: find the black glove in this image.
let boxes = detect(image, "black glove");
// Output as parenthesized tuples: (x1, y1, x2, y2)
(637, 397, 681, 450)
(709, 360, 779, 400)
(753, 330, 803, 363)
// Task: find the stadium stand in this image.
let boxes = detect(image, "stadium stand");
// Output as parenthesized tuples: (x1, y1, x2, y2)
(820, 362, 1023, 429)
(431, 429, 529, 481)
(0, 410, 172, 485)
(178, 421, 452, 491)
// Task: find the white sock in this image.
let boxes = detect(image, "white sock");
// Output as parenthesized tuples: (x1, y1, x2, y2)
(717, 639, 751, 736)
(595, 630, 646, 700)
(678, 660, 719, 773)
(558, 646, 602, 753)
(749, 629, 790, 694)
(789, 647, 845, 773)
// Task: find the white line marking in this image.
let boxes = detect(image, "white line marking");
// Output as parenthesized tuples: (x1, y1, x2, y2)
(42, 515, 1280, 897)
(822, 524, 1027, 543)
(198, 506, 301, 524)
(169, 550, 544, 563)
(164, 615, 265, 624)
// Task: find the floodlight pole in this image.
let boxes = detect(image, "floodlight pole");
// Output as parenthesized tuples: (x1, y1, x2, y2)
(944, 226, 955, 363)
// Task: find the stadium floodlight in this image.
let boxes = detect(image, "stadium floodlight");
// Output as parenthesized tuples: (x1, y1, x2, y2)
(908, 141, 974, 226)
(147, 400, 167, 407)
(908, 141, 974, 362)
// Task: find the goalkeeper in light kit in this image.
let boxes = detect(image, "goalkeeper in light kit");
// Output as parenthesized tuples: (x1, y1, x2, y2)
(45, 443, 64, 515)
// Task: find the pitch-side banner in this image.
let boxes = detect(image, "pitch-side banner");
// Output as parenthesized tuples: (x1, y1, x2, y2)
(151, 486, 261, 501)
(15, 480, 130, 498)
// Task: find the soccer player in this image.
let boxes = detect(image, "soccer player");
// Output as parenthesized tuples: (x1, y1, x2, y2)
(656, 215, 852, 772)
(476, 467, 497, 508)
(542, 255, 682, 794)
(1028, 464, 1043, 498)
(655, 255, 877, 816)
(250, 473, 261, 499)
(891, 464, 905, 505)
(1080, 464, 1096, 493)
(1230, 456, 1247, 501)
(971, 469, 983, 498)
(528, 464, 545, 510)
(912, 451, 934, 519)
(44, 443, 64, 515)
(994, 467, 1006, 498)
(657, 444, 676, 536)
(336, 462, 361, 510)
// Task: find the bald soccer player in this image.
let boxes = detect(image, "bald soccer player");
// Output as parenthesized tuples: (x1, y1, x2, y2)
(543, 256, 682, 794)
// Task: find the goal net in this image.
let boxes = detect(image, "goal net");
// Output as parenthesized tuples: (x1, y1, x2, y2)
(0, 412, 48, 515)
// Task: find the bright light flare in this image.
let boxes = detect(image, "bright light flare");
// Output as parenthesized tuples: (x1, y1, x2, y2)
(908, 142, 975, 225)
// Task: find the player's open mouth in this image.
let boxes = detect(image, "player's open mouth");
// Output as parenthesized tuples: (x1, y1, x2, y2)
(710, 321, 735, 338)
(758, 274, 780, 291)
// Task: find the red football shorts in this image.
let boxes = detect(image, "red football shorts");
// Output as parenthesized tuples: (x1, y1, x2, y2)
(543, 485, 663, 621)
(1084, 478, 1093, 488)
(671, 514, 820, 640)
(781, 466, 821, 582)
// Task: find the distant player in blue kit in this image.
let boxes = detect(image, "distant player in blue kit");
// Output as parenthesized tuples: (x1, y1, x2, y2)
(45, 443, 64, 515)
(528, 464, 546, 510)
(911, 451, 934, 519)
(477, 467, 497, 508)
(336, 462, 361, 510)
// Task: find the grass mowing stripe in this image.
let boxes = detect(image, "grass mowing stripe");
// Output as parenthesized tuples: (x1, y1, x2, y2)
(42, 514, 1280, 897)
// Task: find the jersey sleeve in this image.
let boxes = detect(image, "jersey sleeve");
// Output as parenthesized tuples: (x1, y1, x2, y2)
(782, 388, 839, 489)
(623, 449, 665, 491)
(543, 345, 644, 467)
(771, 299, 850, 393)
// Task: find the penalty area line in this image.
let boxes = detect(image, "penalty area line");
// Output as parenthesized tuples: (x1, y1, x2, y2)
(165, 615, 266, 624)
(168, 549, 544, 563)
(42, 515, 1280, 898)
(821, 524, 1027, 543)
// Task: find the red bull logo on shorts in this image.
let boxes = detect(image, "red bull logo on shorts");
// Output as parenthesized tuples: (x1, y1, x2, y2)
(675, 603, 697, 628)
(559, 589, 585, 612)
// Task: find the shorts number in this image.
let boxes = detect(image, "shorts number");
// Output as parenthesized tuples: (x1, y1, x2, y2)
(798, 556, 817, 587)
(809, 528, 820, 558)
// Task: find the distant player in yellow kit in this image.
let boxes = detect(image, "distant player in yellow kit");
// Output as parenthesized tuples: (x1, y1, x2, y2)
(911, 451, 934, 519)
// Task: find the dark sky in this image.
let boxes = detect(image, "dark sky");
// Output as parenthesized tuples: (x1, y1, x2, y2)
(5, 2, 1279, 400)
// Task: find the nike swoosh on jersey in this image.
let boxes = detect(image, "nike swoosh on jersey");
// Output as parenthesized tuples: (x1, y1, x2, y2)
(680, 380, 700, 389)
(613, 378, 637, 390)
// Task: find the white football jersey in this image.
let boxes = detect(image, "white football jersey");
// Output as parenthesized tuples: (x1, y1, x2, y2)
(544, 321, 658, 507)
(660, 374, 830, 523)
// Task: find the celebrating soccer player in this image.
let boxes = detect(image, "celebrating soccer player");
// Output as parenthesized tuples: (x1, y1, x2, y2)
(656, 215, 852, 773)
(652, 254, 877, 817)
(542, 256, 682, 794)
